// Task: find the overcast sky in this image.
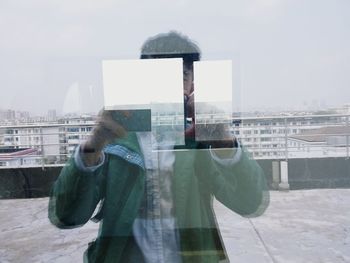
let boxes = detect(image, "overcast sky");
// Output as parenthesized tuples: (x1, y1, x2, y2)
(0, 0, 349, 115)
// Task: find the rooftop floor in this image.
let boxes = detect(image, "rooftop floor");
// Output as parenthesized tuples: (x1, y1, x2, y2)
(1, 189, 350, 263)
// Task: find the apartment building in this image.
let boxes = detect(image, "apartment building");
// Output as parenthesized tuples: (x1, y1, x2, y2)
(231, 114, 347, 159)
(288, 126, 350, 158)
(0, 114, 348, 167)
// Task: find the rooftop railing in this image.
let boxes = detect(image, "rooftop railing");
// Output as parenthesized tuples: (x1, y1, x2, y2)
(0, 113, 349, 168)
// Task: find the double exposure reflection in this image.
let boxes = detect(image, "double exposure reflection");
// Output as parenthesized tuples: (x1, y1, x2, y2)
(48, 31, 270, 263)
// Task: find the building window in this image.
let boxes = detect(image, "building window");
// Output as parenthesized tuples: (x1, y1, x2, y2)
(67, 127, 79, 132)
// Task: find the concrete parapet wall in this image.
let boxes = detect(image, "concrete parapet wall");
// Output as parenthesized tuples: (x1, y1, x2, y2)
(287, 157, 350, 189)
(0, 167, 61, 199)
(256, 157, 350, 190)
(0, 158, 349, 199)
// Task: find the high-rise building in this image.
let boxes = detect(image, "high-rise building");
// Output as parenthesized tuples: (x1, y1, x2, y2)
(47, 110, 57, 121)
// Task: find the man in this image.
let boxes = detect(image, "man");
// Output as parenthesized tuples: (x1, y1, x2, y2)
(49, 31, 269, 263)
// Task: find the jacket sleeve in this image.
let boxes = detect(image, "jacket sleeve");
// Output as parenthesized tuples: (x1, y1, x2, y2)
(195, 147, 270, 217)
(48, 155, 106, 229)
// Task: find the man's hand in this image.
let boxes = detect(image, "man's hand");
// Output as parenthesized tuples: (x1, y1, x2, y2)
(81, 110, 127, 166)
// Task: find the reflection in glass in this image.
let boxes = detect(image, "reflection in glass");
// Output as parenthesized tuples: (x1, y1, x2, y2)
(48, 32, 269, 263)
(102, 58, 185, 146)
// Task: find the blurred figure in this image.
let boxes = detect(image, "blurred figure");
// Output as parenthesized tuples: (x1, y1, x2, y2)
(49, 31, 269, 263)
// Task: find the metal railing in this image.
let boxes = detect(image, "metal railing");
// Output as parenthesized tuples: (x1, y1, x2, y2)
(0, 113, 349, 168)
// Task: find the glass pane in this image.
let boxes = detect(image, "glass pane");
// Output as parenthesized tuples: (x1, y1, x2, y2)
(1, 1, 349, 263)
(194, 60, 233, 142)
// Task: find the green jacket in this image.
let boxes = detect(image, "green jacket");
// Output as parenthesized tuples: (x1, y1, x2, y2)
(49, 133, 269, 263)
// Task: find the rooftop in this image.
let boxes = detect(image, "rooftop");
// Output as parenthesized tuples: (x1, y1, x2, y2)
(290, 126, 350, 143)
(0, 148, 37, 160)
(1, 189, 349, 262)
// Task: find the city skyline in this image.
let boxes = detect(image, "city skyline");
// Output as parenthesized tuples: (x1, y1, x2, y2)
(0, 100, 348, 120)
(1, 1, 349, 115)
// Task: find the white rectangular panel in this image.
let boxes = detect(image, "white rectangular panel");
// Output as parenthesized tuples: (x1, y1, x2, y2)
(102, 58, 184, 109)
(102, 58, 185, 145)
(194, 60, 233, 141)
